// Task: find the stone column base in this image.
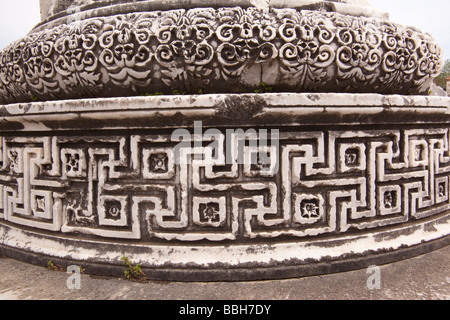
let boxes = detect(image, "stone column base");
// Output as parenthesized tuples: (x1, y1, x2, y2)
(1, 93, 450, 281)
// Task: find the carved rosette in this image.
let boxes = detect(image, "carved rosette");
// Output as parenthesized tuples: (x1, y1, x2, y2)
(0, 6, 443, 104)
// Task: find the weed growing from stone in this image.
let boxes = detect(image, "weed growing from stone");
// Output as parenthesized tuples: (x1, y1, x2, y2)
(47, 260, 66, 272)
(47, 260, 85, 274)
(121, 256, 148, 282)
(254, 82, 273, 93)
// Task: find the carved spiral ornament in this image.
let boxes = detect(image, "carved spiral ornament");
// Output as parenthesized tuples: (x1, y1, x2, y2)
(0, 6, 444, 104)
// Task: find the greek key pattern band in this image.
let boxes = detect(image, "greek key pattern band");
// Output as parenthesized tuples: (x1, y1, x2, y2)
(1, 127, 449, 242)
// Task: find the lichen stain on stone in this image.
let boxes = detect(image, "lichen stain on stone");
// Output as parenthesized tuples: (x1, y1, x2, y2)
(303, 237, 362, 249)
(0, 120, 24, 130)
(423, 223, 438, 233)
(245, 245, 271, 255)
(306, 94, 321, 102)
(216, 95, 267, 121)
(373, 226, 419, 243)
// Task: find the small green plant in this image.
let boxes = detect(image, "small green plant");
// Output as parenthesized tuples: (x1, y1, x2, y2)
(122, 256, 148, 282)
(254, 82, 273, 93)
(171, 89, 186, 95)
(47, 260, 85, 273)
(47, 260, 65, 272)
(140, 91, 164, 96)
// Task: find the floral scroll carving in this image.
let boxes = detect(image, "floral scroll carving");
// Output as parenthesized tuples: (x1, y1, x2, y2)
(0, 7, 443, 104)
(155, 9, 216, 91)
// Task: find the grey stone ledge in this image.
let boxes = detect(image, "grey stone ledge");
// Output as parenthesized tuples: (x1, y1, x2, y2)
(1, 93, 449, 132)
(2, 93, 449, 115)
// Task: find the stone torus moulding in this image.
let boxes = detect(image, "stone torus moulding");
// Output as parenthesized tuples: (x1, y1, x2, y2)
(0, 0, 444, 104)
(0, 0, 449, 281)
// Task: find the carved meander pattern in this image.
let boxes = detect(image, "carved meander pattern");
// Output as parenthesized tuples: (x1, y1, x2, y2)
(0, 7, 442, 104)
(1, 127, 450, 242)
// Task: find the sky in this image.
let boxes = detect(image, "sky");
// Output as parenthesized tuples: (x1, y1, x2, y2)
(0, 0, 448, 61)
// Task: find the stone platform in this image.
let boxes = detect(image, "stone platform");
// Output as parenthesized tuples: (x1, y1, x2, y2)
(1, 92, 450, 281)
(1, 243, 449, 300)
